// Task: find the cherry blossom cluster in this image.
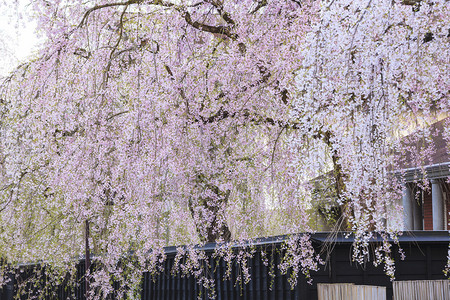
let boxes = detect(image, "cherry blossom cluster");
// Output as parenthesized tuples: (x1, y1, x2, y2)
(0, 0, 448, 297)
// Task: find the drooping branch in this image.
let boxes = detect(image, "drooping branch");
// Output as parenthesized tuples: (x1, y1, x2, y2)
(81, 0, 238, 40)
(266, 126, 286, 172)
(79, 0, 143, 27)
(79, 0, 175, 27)
(109, 5, 129, 60)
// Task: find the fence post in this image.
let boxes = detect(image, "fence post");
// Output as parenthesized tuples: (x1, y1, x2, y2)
(85, 219, 91, 299)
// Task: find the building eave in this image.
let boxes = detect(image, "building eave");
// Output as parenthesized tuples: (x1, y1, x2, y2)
(394, 161, 450, 182)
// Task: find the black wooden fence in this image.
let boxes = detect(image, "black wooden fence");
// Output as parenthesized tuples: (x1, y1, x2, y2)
(1, 231, 448, 299)
(0, 259, 87, 300)
(142, 231, 449, 300)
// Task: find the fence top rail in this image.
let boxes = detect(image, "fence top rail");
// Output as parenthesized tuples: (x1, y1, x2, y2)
(162, 231, 450, 255)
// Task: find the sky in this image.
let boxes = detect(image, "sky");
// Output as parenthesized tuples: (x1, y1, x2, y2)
(0, 1, 42, 77)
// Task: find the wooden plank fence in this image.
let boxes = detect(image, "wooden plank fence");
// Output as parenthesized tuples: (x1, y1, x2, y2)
(0, 231, 448, 299)
(393, 280, 450, 300)
(318, 283, 386, 300)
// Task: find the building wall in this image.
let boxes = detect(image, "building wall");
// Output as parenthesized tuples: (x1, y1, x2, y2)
(423, 191, 433, 230)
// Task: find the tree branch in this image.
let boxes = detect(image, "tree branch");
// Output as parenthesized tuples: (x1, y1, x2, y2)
(265, 126, 286, 172)
(106, 110, 129, 121)
(205, 0, 236, 25)
(79, 0, 141, 27)
(194, 107, 301, 130)
(401, 0, 421, 5)
(79, 0, 174, 27)
(181, 10, 238, 40)
(320, 130, 345, 201)
(290, 0, 302, 7)
(251, 0, 267, 14)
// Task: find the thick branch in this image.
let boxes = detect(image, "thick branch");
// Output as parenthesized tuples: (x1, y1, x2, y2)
(321, 131, 345, 200)
(205, 0, 236, 25)
(182, 10, 238, 40)
(316, 130, 350, 231)
(74, 48, 91, 59)
(189, 173, 232, 242)
(195, 107, 301, 130)
(251, 0, 267, 14)
(54, 126, 79, 137)
(290, 0, 302, 7)
(401, 0, 421, 5)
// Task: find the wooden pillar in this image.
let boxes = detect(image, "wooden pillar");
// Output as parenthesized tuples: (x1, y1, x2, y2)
(402, 183, 414, 231)
(431, 179, 444, 230)
(413, 189, 423, 230)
